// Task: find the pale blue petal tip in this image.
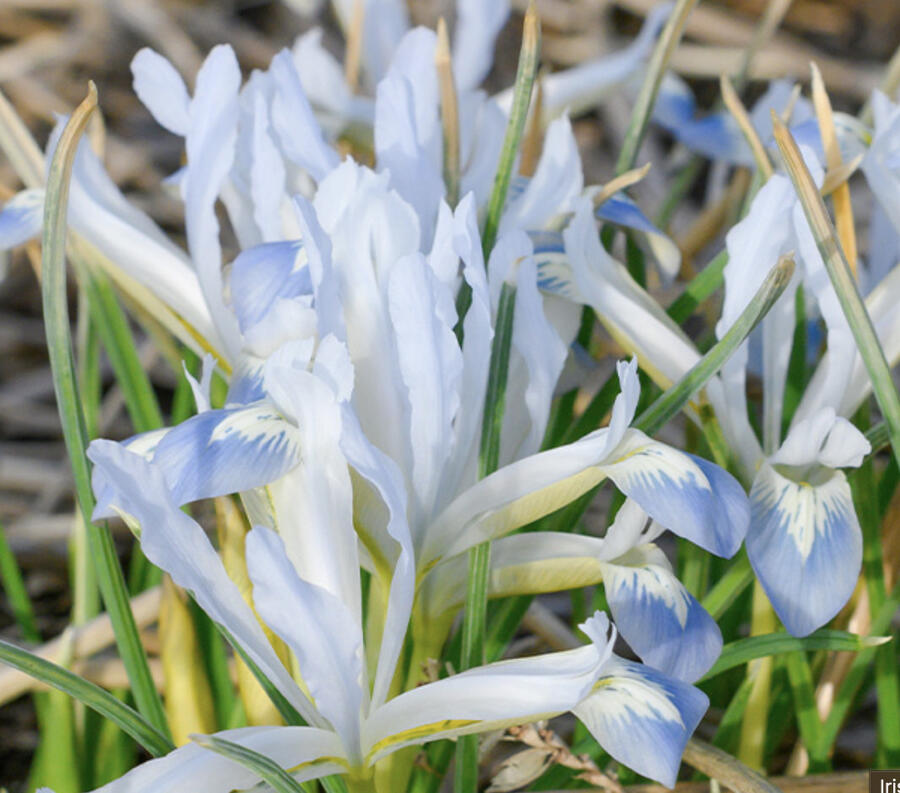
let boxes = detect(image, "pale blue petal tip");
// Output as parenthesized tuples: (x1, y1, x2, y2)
(151, 407, 300, 505)
(229, 240, 311, 334)
(747, 471, 862, 637)
(595, 194, 658, 235)
(686, 453, 750, 558)
(613, 452, 748, 560)
(607, 577, 722, 682)
(577, 657, 708, 787)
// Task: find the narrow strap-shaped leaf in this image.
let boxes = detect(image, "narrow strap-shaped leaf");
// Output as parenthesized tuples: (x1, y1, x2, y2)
(455, 8, 541, 790)
(701, 550, 754, 620)
(39, 83, 170, 739)
(82, 267, 164, 433)
(189, 734, 308, 793)
(784, 650, 824, 769)
(701, 630, 889, 682)
(0, 638, 173, 757)
(814, 578, 900, 762)
(454, 1, 539, 338)
(0, 521, 40, 643)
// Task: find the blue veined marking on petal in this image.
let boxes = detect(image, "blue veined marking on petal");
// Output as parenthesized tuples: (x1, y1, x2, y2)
(747, 463, 862, 636)
(226, 356, 266, 406)
(150, 405, 302, 505)
(573, 655, 708, 788)
(596, 195, 658, 235)
(506, 174, 530, 206)
(601, 434, 749, 559)
(229, 240, 312, 334)
(602, 546, 722, 682)
(527, 230, 583, 301)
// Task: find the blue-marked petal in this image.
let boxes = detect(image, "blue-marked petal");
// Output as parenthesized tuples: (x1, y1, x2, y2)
(574, 655, 708, 788)
(422, 361, 640, 563)
(0, 189, 44, 249)
(86, 441, 321, 726)
(148, 405, 302, 506)
(600, 544, 722, 681)
(595, 193, 680, 282)
(600, 432, 749, 558)
(747, 463, 863, 637)
(229, 241, 312, 334)
(500, 116, 582, 235)
(84, 726, 344, 793)
(183, 44, 243, 360)
(363, 612, 615, 761)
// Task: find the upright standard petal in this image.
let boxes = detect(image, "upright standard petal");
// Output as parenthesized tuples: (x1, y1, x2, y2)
(339, 408, 415, 711)
(574, 656, 708, 788)
(269, 50, 341, 182)
(747, 463, 863, 637)
(388, 252, 462, 523)
(262, 355, 362, 622)
(183, 45, 243, 360)
(87, 441, 321, 726)
(246, 527, 366, 763)
(499, 116, 583, 235)
(131, 48, 192, 137)
(374, 28, 444, 238)
(452, 0, 511, 91)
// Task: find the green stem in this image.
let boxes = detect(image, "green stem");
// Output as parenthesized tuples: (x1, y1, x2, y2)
(454, 3, 539, 342)
(456, 282, 517, 793)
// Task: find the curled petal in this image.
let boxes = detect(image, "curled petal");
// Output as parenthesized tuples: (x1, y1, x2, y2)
(229, 241, 312, 334)
(574, 655, 708, 788)
(600, 545, 721, 682)
(600, 432, 749, 558)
